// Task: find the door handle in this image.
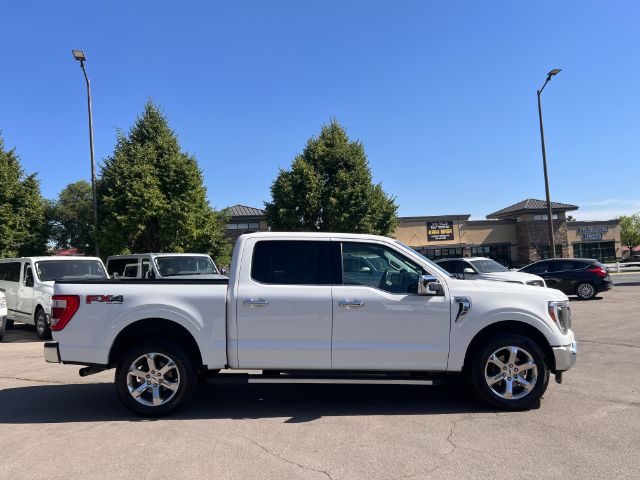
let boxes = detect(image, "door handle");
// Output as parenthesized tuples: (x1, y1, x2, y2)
(339, 300, 365, 308)
(243, 299, 270, 307)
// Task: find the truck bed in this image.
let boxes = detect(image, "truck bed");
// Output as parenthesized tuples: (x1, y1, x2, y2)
(52, 278, 229, 368)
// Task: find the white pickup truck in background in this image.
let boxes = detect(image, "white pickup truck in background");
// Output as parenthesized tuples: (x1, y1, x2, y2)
(45, 232, 577, 416)
(106, 253, 225, 280)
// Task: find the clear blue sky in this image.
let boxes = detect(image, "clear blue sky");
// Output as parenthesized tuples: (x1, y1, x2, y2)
(1, 1, 639, 220)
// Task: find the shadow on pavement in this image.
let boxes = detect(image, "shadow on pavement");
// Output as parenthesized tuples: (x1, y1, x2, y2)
(1, 322, 42, 344)
(0, 381, 496, 424)
(613, 281, 640, 287)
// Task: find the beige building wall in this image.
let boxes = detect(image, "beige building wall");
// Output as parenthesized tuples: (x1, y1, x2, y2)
(395, 219, 516, 248)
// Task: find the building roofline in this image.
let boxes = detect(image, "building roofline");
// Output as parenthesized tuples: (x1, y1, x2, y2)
(398, 214, 471, 222)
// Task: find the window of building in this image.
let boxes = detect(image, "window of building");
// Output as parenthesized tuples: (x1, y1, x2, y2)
(471, 244, 511, 267)
(536, 245, 564, 260)
(251, 240, 330, 285)
(422, 247, 464, 261)
(573, 241, 616, 263)
(341, 242, 425, 294)
(533, 214, 559, 221)
(227, 222, 261, 230)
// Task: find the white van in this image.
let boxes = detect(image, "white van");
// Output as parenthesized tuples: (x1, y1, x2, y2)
(0, 256, 108, 339)
(106, 253, 226, 280)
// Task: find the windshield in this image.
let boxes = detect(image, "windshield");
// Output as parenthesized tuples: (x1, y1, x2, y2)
(35, 260, 108, 281)
(154, 256, 219, 277)
(469, 259, 509, 273)
(393, 240, 453, 277)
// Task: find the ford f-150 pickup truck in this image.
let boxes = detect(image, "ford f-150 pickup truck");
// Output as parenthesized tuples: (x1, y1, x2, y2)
(44, 232, 577, 416)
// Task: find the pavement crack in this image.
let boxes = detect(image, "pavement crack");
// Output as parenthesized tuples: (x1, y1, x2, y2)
(243, 436, 334, 480)
(578, 339, 640, 349)
(554, 389, 640, 407)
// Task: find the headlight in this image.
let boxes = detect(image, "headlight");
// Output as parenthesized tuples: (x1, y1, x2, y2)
(548, 301, 571, 334)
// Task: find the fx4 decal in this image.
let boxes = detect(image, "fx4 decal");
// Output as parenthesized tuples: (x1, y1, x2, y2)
(86, 295, 124, 304)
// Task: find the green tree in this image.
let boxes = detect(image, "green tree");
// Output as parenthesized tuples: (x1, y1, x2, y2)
(0, 134, 47, 257)
(619, 213, 640, 258)
(265, 120, 398, 235)
(98, 101, 230, 263)
(47, 180, 94, 253)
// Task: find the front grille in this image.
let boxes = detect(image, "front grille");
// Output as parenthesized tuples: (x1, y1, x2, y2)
(526, 280, 544, 287)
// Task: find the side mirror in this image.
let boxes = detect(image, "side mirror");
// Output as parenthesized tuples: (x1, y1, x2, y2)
(360, 266, 371, 273)
(418, 274, 444, 296)
(463, 268, 475, 275)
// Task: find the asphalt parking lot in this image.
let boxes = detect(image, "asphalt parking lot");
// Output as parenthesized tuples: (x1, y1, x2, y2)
(1, 276, 638, 480)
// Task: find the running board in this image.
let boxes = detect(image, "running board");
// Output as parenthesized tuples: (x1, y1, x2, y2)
(205, 371, 444, 386)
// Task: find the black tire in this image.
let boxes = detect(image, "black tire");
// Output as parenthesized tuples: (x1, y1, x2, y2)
(115, 339, 198, 417)
(5, 319, 14, 330)
(575, 281, 597, 300)
(468, 334, 550, 411)
(0, 316, 6, 342)
(35, 309, 51, 340)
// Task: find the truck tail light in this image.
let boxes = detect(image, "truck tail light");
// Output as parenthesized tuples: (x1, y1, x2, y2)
(586, 266, 607, 278)
(51, 295, 80, 331)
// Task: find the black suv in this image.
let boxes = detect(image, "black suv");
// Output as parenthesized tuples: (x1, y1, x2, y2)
(519, 258, 613, 300)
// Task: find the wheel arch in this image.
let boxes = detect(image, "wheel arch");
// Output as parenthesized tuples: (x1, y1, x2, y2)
(463, 321, 556, 372)
(108, 318, 203, 369)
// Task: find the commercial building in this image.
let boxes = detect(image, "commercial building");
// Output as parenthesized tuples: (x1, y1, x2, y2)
(225, 205, 269, 243)
(395, 199, 621, 266)
(224, 199, 622, 266)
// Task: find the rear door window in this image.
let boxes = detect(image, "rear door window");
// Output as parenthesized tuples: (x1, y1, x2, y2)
(523, 261, 550, 274)
(550, 261, 577, 272)
(0, 262, 21, 282)
(251, 240, 331, 285)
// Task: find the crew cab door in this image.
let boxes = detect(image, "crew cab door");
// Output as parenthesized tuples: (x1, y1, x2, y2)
(331, 241, 451, 371)
(235, 239, 333, 369)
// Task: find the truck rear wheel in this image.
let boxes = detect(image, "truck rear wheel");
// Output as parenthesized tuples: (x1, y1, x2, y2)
(115, 339, 197, 417)
(468, 334, 549, 411)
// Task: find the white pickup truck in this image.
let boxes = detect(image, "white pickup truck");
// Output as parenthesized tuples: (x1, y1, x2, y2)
(45, 232, 576, 416)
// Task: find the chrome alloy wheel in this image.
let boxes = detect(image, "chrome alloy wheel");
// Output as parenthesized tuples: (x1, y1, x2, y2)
(484, 346, 538, 400)
(577, 283, 595, 299)
(126, 352, 180, 407)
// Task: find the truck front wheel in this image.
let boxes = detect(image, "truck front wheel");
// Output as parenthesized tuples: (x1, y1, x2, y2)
(468, 334, 549, 411)
(115, 340, 197, 417)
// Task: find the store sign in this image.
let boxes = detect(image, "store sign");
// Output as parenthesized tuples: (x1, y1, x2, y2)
(578, 226, 608, 241)
(427, 220, 455, 241)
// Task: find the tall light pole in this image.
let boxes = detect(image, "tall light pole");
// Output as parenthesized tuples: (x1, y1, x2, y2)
(72, 50, 99, 257)
(537, 68, 561, 259)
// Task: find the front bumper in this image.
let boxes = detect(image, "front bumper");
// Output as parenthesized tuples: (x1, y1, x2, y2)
(552, 340, 577, 371)
(44, 341, 61, 363)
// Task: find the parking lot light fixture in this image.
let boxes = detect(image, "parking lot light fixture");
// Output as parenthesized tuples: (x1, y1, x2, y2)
(537, 68, 561, 258)
(72, 50, 86, 62)
(71, 49, 99, 257)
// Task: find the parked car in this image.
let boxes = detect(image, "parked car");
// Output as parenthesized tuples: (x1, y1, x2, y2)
(435, 257, 546, 287)
(106, 253, 226, 280)
(519, 258, 612, 300)
(0, 256, 108, 339)
(621, 255, 640, 267)
(0, 290, 7, 342)
(46, 232, 576, 416)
